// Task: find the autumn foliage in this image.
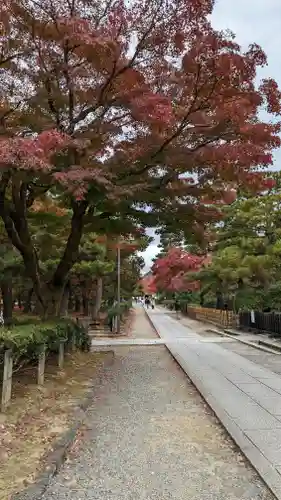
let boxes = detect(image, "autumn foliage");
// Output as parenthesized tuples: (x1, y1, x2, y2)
(139, 273, 157, 295)
(152, 248, 207, 293)
(0, 0, 280, 316)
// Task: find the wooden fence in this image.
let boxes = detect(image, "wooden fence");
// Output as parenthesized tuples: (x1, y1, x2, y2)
(185, 306, 238, 329)
(239, 310, 281, 337)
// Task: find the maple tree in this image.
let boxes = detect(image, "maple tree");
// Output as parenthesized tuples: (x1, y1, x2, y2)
(152, 247, 204, 294)
(0, 0, 280, 316)
(139, 273, 157, 296)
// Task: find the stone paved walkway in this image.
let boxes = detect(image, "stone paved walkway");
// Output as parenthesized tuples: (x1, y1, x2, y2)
(171, 311, 281, 374)
(41, 307, 273, 500)
(147, 307, 281, 500)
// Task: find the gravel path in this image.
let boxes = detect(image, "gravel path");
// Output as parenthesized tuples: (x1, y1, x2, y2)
(42, 308, 274, 500)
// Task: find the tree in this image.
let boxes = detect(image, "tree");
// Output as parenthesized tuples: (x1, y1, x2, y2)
(0, 226, 23, 325)
(0, 0, 280, 316)
(139, 273, 157, 296)
(152, 247, 204, 295)
(69, 233, 120, 318)
(194, 173, 281, 311)
(0, 210, 147, 323)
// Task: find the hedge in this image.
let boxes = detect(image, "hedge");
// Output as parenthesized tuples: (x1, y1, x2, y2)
(0, 319, 90, 371)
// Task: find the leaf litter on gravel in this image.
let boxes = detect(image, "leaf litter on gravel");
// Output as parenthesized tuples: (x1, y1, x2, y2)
(0, 350, 107, 500)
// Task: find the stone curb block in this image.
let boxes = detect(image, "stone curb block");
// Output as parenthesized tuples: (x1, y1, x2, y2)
(143, 307, 161, 338)
(207, 328, 281, 355)
(12, 352, 115, 500)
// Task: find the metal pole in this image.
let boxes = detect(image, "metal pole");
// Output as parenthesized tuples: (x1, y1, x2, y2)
(117, 243, 121, 334)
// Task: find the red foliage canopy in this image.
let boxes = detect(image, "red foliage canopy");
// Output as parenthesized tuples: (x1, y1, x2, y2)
(95, 234, 141, 253)
(139, 274, 157, 295)
(0, 0, 280, 311)
(0, 0, 280, 206)
(152, 248, 205, 292)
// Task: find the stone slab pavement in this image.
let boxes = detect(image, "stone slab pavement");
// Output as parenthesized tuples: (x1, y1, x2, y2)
(147, 307, 281, 500)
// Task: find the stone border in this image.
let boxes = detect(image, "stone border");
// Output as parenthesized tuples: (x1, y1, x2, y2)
(143, 307, 161, 338)
(12, 352, 115, 500)
(207, 327, 281, 355)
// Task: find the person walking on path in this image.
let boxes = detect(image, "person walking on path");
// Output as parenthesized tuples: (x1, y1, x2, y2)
(144, 295, 151, 309)
(174, 298, 180, 319)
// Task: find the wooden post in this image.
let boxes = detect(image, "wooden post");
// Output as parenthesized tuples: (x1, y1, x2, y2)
(71, 332, 76, 351)
(1, 349, 13, 412)
(58, 341, 65, 369)
(38, 345, 46, 385)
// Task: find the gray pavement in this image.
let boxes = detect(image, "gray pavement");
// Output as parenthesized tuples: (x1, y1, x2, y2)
(171, 311, 281, 372)
(41, 307, 273, 500)
(219, 341, 281, 375)
(147, 307, 281, 500)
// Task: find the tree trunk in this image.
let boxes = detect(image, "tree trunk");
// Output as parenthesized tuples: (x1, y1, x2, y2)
(1, 281, 13, 326)
(39, 284, 66, 318)
(92, 277, 103, 320)
(75, 297, 81, 312)
(0, 190, 88, 316)
(82, 292, 89, 316)
(216, 290, 223, 309)
(0, 185, 45, 309)
(59, 283, 70, 317)
(68, 286, 73, 312)
(39, 203, 88, 318)
(24, 288, 33, 313)
(51, 201, 88, 287)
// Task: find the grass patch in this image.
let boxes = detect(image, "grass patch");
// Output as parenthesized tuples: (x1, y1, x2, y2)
(12, 312, 41, 326)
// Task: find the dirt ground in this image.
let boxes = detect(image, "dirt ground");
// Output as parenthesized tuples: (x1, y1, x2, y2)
(0, 350, 108, 500)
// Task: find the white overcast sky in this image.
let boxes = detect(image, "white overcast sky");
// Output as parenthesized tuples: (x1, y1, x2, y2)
(140, 0, 281, 273)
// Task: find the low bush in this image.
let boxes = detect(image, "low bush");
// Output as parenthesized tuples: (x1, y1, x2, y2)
(0, 319, 90, 372)
(107, 300, 132, 321)
(11, 313, 42, 326)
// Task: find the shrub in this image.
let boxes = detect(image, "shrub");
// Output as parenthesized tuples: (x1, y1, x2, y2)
(11, 313, 42, 326)
(107, 300, 132, 321)
(0, 319, 90, 371)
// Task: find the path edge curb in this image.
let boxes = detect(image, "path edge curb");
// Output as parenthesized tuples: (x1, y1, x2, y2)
(11, 352, 115, 500)
(147, 311, 281, 500)
(143, 307, 161, 338)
